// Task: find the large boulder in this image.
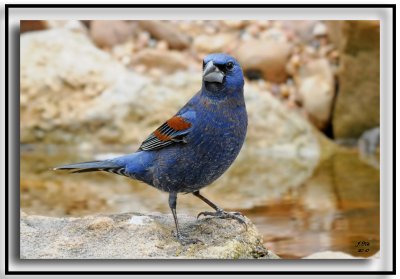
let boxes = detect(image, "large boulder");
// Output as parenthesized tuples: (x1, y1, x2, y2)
(20, 29, 133, 145)
(20, 211, 279, 259)
(326, 20, 380, 139)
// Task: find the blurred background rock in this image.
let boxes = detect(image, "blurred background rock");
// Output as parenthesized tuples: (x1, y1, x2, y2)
(19, 20, 380, 259)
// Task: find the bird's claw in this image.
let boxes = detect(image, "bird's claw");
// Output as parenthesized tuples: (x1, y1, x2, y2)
(174, 232, 203, 245)
(197, 210, 248, 230)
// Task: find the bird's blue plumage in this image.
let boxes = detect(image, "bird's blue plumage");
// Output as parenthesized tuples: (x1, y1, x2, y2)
(105, 53, 247, 193)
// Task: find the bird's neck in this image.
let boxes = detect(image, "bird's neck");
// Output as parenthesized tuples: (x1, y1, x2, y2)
(200, 87, 245, 107)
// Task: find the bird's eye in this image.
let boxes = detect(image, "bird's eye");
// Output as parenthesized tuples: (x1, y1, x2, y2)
(226, 62, 234, 70)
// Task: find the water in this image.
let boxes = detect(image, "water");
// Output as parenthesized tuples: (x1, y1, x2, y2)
(20, 144, 379, 259)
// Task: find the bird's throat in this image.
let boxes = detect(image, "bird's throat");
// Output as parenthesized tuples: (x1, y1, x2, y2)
(204, 81, 225, 93)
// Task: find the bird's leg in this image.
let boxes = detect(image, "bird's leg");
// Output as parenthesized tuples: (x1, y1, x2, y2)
(193, 191, 247, 230)
(168, 192, 202, 245)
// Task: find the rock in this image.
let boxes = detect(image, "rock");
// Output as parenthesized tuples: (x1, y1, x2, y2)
(245, 24, 261, 38)
(110, 41, 135, 66)
(358, 127, 380, 155)
(304, 250, 379, 259)
(89, 20, 137, 48)
(131, 49, 190, 73)
(136, 31, 151, 49)
(176, 21, 208, 37)
(20, 211, 278, 259)
(234, 39, 292, 83)
(312, 22, 327, 37)
(303, 251, 367, 259)
(193, 33, 238, 54)
(223, 20, 248, 30)
(326, 21, 380, 139)
(296, 58, 335, 130)
(281, 21, 317, 43)
(259, 28, 288, 43)
(325, 20, 343, 47)
(20, 20, 48, 33)
(156, 40, 169, 51)
(332, 150, 380, 209)
(138, 21, 191, 50)
(20, 29, 130, 144)
(358, 127, 380, 168)
(46, 20, 88, 34)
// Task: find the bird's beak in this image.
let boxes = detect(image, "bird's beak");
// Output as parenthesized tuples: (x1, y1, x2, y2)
(203, 61, 224, 83)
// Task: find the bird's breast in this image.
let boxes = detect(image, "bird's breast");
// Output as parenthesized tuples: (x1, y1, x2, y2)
(188, 104, 247, 161)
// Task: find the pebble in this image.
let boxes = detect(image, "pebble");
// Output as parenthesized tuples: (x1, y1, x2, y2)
(313, 22, 327, 37)
(137, 32, 151, 49)
(156, 40, 169, 51)
(280, 84, 290, 99)
(224, 20, 246, 29)
(246, 24, 261, 37)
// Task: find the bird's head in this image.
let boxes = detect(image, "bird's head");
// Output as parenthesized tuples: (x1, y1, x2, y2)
(202, 53, 244, 97)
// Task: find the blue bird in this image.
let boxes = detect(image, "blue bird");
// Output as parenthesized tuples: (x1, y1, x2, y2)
(54, 53, 248, 244)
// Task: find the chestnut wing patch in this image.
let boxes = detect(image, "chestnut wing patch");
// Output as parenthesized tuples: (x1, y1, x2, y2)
(139, 116, 192, 151)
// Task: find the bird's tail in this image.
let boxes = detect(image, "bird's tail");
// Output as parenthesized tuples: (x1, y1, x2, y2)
(53, 160, 126, 175)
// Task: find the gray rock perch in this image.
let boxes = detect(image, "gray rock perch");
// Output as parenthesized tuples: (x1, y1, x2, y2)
(20, 211, 279, 259)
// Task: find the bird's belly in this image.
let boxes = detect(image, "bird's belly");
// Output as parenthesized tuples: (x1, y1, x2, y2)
(152, 127, 246, 193)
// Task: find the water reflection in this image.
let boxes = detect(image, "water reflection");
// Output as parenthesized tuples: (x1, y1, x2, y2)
(242, 151, 380, 258)
(20, 144, 379, 258)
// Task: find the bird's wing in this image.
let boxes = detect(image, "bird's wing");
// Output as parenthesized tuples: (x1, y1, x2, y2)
(139, 112, 194, 151)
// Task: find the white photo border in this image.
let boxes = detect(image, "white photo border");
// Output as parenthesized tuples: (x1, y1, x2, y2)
(3, 3, 395, 275)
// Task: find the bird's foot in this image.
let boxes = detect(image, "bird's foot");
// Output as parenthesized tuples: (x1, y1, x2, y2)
(174, 232, 203, 245)
(197, 209, 248, 230)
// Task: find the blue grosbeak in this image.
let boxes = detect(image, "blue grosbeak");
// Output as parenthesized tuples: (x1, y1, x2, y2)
(55, 53, 248, 244)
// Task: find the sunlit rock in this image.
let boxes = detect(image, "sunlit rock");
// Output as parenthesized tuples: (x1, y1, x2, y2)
(20, 211, 278, 259)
